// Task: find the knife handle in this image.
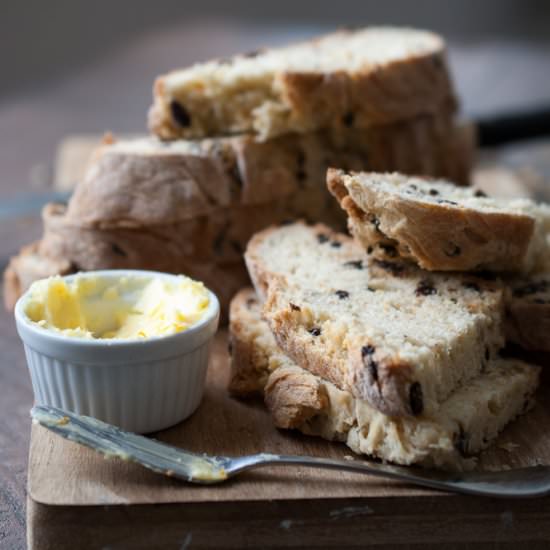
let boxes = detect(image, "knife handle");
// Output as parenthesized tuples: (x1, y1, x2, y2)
(477, 105, 550, 147)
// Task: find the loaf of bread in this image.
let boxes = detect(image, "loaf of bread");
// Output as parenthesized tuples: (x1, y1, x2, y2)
(229, 288, 540, 470)
(244, 222, 506, 418)
(505, 274, 550, 351)
(70, 120, 472, 229)
(149, 27, 456, 141)
(328, 169, 550, 273)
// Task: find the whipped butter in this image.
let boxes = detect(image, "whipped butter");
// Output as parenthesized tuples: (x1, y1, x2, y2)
(24, 274, 210, 339)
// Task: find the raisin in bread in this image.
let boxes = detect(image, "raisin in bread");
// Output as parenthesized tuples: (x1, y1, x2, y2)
(149, 27, 456, 141)
(245, 222, 506, 417)
(229, 288, 540, 470)
(328, 169, 550, 273)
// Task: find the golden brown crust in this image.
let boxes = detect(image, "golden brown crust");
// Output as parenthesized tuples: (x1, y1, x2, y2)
(229, 287, 540, 469)
(74, 116, 471, 232)
(244, 221, 507, 417)
(149, 29, 457, 141)
(264, 365, 328, 429)
(245, 222, 422, 415)
(327, 169, 536, 272)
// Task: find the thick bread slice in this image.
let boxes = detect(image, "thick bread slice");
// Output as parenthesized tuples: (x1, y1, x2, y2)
(229, 288, 540, 470)
(41, 189, 344, 268)
(149, 27, 456, 141)
(3, 242, 72, 309)
(245, 222, 505, 417)
(328, 170, 550, 273)
(266, 362, 538, 470)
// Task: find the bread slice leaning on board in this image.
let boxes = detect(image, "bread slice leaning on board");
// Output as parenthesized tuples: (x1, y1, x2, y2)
(244, 222, 508, 418)
(149, 27, 457, 141)
(228, 288, 540, 470)
(66, 120, 472, 229)
(327, 169, 550, 274)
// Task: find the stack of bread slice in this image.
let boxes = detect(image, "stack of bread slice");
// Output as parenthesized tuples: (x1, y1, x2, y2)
(4, 27, 472, 315)
(229, 170, 550, 469)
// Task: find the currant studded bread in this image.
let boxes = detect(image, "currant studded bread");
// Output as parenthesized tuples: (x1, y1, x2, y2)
(3, 114, 476, 313)
(245, 222, 506, 417)
(149, 27, 456, 141)
(229, 288, 540, 469)
(505, 274, 550, 351)
(228, 288, 292, 396)
(328, 169, 550, 273)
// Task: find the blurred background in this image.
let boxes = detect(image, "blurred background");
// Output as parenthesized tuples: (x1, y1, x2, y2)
(1, 0, 550, 253)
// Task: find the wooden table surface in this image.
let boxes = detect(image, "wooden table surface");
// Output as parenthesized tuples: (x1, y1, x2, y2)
(1, 24, 550, 549)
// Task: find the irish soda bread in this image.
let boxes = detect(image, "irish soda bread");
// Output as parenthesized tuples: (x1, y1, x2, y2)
(229, 288, 540, 469)
(244, 222, 506, 417)
(328, 169, 550, 273)
(149, 27, 456, 140)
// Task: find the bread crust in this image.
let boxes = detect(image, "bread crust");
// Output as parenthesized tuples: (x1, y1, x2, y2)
(3, 110, 474, 312)
(327, 169, 536, 272)
(228, 289, 273, 396)
(149, 28, 457, 141)
(229, 287, 540, 469)
(264, 365, 329, 429)
(245, 222, 505, 417)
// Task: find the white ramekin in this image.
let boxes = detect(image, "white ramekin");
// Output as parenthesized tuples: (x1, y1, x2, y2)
(15, 270, 219, 433)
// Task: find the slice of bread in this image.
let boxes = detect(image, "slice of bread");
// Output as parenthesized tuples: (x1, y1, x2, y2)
(3, 242, 72, 309)
(229, 288, 540, 470)
(4, 114, 475, 313)
(149, 27, 456, 141)
(244, 222, 506, 418)
(505, 274, 550, 351)
(228, 288, 291, 396)
(328, 169, 550, 273)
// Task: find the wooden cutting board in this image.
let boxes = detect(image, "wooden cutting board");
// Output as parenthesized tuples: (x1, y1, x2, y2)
(27, 330, 550, 549)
